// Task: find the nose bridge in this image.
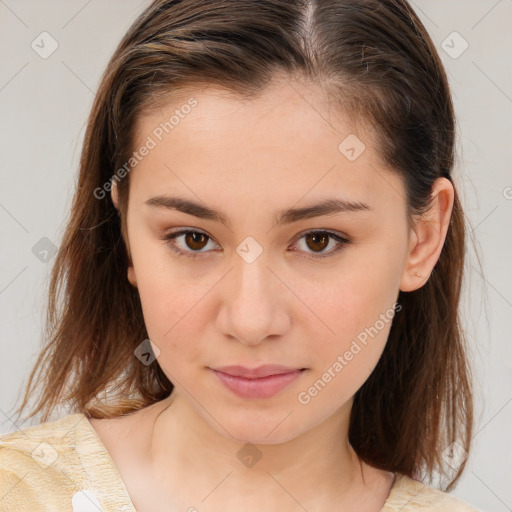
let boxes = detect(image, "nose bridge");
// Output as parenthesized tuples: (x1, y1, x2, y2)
(231, 246, 274, 313)
(218, 245, 288, 345)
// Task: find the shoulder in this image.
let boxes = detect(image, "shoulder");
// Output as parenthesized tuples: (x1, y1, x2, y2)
(0, 412, 87, 471)
(383, 473, 480, 512)
(0, 413, 92, 508)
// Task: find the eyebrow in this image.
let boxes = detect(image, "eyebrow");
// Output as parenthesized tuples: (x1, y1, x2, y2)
(144, 195, 371, 227)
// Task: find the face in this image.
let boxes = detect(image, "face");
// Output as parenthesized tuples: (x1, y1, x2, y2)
(116, 78, 411, 444)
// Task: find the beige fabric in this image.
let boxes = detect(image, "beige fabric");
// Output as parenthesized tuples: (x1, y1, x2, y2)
(0, 413, 478, 511)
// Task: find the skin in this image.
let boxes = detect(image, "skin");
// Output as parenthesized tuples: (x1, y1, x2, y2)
(95, 76, 454, 511)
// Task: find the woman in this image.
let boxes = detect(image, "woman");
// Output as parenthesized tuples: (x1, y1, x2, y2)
(0, 0, 477, 510)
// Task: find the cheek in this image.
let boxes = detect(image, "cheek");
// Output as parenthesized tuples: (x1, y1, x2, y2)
(307, 244, 402, 344)
(296, 284, 398, 414)
(127, 247, 207, 363)
(296, 242, 403, 403)
(137, 275, 209, 352)
(135, 278, 212, 388)
(303, 276, 397, 370)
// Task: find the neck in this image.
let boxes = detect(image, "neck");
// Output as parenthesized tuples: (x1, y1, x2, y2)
(142, 390, 376, 508)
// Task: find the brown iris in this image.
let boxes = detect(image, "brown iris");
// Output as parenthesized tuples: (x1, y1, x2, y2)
(185, 232, 209, 250)
(304, 232, 329, 252)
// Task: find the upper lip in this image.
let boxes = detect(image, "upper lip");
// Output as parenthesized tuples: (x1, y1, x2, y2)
(210, 365, 305, 379)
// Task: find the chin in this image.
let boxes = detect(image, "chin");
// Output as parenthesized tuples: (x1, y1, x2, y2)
(207, 408, 306, 446)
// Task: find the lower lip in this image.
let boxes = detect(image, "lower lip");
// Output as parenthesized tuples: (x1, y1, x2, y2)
(210, 369, 305, 399)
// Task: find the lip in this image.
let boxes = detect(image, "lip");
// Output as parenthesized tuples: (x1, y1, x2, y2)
(211, 364, 305, 378)
(209, 365, 306, 399)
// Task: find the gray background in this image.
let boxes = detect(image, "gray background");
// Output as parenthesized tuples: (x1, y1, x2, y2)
(1, 1, 510, 511)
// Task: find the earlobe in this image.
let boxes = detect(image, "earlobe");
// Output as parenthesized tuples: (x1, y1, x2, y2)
(399, 178, 454, 292)
(127, 265, 138, 288)
(111, 180, 135, 287)
(400, 227, 425, 292)
(111, 180, 119, 210)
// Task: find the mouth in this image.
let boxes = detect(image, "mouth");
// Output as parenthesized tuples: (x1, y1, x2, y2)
(209, 364, 307, 379)
(208, 366, 307, 399)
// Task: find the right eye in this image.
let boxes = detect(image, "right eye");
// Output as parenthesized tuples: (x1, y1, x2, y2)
(161, 229, 220, 258)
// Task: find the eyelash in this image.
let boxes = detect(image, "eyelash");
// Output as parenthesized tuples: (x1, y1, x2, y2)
(160, 229, 351, 260)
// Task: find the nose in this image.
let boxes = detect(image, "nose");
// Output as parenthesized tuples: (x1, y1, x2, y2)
(216, 252, 291, 346)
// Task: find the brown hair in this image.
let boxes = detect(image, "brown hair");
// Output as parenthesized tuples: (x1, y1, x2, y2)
(15, 0, 473, 491)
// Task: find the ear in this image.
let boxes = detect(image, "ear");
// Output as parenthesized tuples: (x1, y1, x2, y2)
(111, 181, 138, 288)
(400, 177, 454, 292)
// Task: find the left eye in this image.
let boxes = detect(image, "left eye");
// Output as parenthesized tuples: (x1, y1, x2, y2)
(292, 230, 350, 258)
(161, 229, 350, 259)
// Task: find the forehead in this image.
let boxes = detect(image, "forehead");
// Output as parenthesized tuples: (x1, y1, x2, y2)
(135, 79, 362, 152)
(129, 80, 405, 213)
